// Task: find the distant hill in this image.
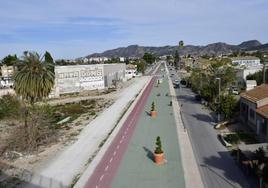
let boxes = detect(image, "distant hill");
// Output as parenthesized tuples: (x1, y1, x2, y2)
(85, 40, 268, 58)
(238, 40, 262, 49)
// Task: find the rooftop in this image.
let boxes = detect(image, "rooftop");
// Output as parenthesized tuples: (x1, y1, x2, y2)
(240, 84, 268, 103)
(256, 104, 268, 118)
(231, 56, 260, 61)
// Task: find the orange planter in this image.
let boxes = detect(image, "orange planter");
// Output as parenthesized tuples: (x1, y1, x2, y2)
(151, 110, 157, 118)
(154, 152, 164, 165)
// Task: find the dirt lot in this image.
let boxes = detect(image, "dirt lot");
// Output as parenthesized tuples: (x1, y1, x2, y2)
(0, 97, 114, 187)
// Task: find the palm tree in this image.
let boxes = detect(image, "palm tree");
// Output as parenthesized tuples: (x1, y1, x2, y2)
(13, 51, 55, 104)
(174, 40, 184, 70)
(179, 40, 184, 48)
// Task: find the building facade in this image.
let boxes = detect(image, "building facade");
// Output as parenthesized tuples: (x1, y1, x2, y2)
(235, 66, 263, 84)
(232, 56, 261, 67)
(240, 85, 268, 141)
(103, 64, 126, 88)
(0, 65, 16, 88)
(125, 64, 137, 79)
(52, 64, 126, 97)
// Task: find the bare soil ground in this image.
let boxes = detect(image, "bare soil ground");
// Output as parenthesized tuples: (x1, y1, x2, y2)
(0, 78, 137, 187)
(0, 98, 114, 187)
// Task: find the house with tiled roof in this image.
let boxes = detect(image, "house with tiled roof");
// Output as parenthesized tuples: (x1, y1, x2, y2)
(240, 84, 268, 141)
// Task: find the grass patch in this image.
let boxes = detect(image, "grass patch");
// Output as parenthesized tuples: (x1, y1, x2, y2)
(224, 132, 256, 144)
(0, 94, 21, 120)
(49, 99, 98, 128)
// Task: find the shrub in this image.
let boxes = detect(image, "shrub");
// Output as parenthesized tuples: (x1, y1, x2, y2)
(151, 102, 155, 111)
(0, 95, 21, 119)
(4, 105, 56, 153)
(224, 134, 240, 144)
(154, 136, 163, 154)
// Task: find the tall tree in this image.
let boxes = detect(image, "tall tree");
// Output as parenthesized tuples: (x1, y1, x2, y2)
(179, 40, 184, 47)
(219, 95, 238, 119)
(143, 53, 155, 64)
(174, 50, 180, 70)
(13, 51, 55, 104)
(136, 61, 146, 74)
(174, 40, 184, 70)
(1, 54, 18, 66)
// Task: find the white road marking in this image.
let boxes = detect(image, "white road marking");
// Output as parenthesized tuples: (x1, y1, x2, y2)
(113, 151, 117, 156)
(120, 140, 123, 143)
(105, 165, 109, 171)
(110, 157, 113, 163)
(95, 185, 98, 188)
(99, 174, 104, 181)
(117, 145, 120, 149)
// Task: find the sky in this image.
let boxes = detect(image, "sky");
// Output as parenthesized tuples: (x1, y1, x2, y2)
(0, 0, 267, 59)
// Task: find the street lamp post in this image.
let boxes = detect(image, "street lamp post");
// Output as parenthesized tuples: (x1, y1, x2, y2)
(263, 62, 268, 84)
(216, 77, 221, 122)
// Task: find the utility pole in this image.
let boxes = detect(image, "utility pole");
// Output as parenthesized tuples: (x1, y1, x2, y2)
(216, 77, 221, 122)
(263, 62, 267, 84)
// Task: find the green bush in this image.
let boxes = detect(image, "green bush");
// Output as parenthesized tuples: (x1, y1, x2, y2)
(0, 95, 21, 119)
(224, 134, 240, 144)
(154, 136, 163, 154)
(224, 132, 256, 144)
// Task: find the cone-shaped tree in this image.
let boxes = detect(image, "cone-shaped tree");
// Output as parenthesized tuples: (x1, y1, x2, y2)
(154, 136, 163, 154)
(151, 102, 156, 111)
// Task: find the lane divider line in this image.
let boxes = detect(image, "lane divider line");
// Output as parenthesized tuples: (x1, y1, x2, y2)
(99, 175, 104, 181)
(105, 165, 109, 171)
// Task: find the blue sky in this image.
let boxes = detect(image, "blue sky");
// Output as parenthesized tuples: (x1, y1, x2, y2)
(0, 0, 267, 59)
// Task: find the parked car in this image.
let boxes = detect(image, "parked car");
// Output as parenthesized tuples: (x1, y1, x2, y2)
(229, 86, 239, 95)
(173, 80, 180, 84)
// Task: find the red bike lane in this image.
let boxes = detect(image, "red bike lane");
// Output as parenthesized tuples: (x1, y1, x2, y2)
(84, 76, 156, 188)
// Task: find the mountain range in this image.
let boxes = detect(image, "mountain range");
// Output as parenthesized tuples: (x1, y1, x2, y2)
(86, 40, 268, 58)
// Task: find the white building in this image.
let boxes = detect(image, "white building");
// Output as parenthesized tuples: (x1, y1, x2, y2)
(0, 65, 16, 88)
(232, 56, 261, 68)
(51, 64, 125, 97)
(89, 57, 109, 63)
(233, 56, 263, 86)
(246, 80, 257, 91)
(235, 66, 263, 85)
(119, 57, 125, 62)
(125, 64, 137, 79)
(82, 58, 89, 63)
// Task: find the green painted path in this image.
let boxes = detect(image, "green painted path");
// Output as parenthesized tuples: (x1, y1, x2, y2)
(111, 67, 185, 188)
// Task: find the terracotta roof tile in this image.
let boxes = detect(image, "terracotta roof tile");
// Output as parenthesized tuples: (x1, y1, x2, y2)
(256, 105, 268, 118)
(240, 84, 268, 103)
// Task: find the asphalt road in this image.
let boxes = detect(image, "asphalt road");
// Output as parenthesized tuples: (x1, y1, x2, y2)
(169, 67, 256, 188)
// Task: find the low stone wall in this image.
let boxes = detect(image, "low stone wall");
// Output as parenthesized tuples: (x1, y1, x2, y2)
(0, 88, 15, 97)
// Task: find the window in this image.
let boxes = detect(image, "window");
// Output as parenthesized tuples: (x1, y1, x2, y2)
(241, 102, 247, 113)
(249, 109, 255, 119)
(261, 119, 267, 135)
